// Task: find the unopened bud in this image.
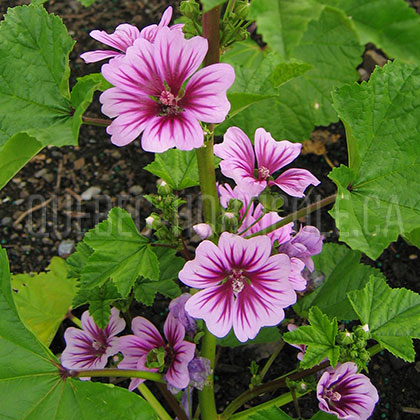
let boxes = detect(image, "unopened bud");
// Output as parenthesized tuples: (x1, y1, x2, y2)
(341, 331, 354, 346)
(157, 179, 172, 195)
(233, 1, 250, 20)
(193, 223, 213, 240)
(146, 213, 162, 229)
(227, 198, 243, 212)
(180, 0, 200, 19)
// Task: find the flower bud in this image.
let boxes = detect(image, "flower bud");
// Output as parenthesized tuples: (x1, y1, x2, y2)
(157, 179, 172, 195)
(193, 223, 213, 240)
(146, 213, 162, 229)
(340, 331, 354, 346)
(258, 190, 284, 212)
(233, 1, 250, 20)
(227, 198, 243, 212)
(180, 0, 200, 20)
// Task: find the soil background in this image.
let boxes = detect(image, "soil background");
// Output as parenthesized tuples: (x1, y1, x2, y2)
(1, 1, 420, 419)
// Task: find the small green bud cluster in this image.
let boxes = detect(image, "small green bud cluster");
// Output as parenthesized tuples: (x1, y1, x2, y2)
(337, 324, 371, 371)
(220, 1, 251, 48)
(144, 180, 185, 245)
(249, 360, 261, 389)
(180, 0, 202, 38)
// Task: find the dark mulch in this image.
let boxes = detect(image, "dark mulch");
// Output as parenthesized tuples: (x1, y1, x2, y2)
(1, 1, 420, 419)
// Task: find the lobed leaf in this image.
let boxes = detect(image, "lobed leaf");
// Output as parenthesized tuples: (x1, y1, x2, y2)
(283, 306, 339, 368)
(330, 60, 420, 259)
(294, 243, 385, 320)
(347, 275, 420, 362)
(11, 257, 77, 346)
(81, 208, 159, 297)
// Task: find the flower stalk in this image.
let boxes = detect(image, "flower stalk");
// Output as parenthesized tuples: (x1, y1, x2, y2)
(71, 368, 165, 382)
(195, 4, 223, 420)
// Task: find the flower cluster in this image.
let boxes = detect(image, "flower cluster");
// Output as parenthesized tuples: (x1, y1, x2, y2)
(83, 7, 234, 152)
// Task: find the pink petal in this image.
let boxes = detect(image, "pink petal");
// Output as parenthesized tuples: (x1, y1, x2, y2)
(166, 341, 196, 389)
(104, 307, 126, 337)
(105, 112, 150, 147)
(271, 168, 320, 198)
(102, 38, 163, 96)
(159, 6, 173, 27)
(255, 129, 302, 174)
(90, 24, 140, 52)
(179, 240, 229, 289)
(218, 232, 272, 272)
(132, 317, 165, 349)
(80, 50, 121, 63)
(214, 126, 254, 166)
(141, 111, 204, 152)
(185, 284, 234, 338)
(289, 257, 307, 291)
(154, 27, 208, 95)
(80, 310, 102, 340)
(164, 314, 185, 348)
(181, 63, 234, 123)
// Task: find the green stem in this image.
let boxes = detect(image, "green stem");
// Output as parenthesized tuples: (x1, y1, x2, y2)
(259, 340, 284, 382)
(237, 212, 265, 236)
(196, 5, 222, 420)
(368, 343, 383, 356)
(82, 116, 111, 127)
(67, 312, 82, 328)
(138, 383, 172, 420)
(71, 369, 164, 383)
(156, 382, 190, 420)
(245, 194, 337, 238)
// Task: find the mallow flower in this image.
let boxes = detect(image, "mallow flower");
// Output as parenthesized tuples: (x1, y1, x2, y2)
(61, 308, 125, 374)
(214, 127, 320, 198)
(179, 232, 296, 342)
(118, 314, 195, 390)
(317, 362, 379, 420)
(80, 6, 181, 63)
(100, 26, 234, 152)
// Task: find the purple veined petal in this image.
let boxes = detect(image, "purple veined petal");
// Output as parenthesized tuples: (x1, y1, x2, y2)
(218, 183, 252, 213)
(159, 6, 173, 27)
(131, 317, 166, 349)
(140, 6, 173, 43)
(99, 87, 158, 120)
(271, 168, 320, 198)
(185, 283, 234, 338)
(179, 240, 229, 289)
(154, 27, 208, 95)
(163, 313, 186, 348)
(118, 335, 154, 357)
(255, 129, 302, 174)
(104, 307, 126, 337)
(90, 24, 141, 52)
(80, 50, 121, 64)
(110, 38, 164, 95)
(166, 340, 196, 389)
(288, 257, 307, 291)
(218, 232, 272, 273)
(181, 63, 234, 123)
(80, 310, 105, 341)
(214, 126, 255, 176)
(141, 111, 204, 153)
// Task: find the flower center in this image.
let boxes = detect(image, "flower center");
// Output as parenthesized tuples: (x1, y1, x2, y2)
(229, 268, 246, 294)
(258, 166, 270, 180)
(92, 339, 107, 356)
(325, 389, 342, 402)
(158, 90, 181, 116)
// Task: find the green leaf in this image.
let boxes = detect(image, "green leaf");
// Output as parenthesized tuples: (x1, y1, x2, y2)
(245, 406, 294, 420)
(218, 7, 363, 141)
(11, 257, 77, 346)
(224, 49, 311, 118)
(144, 149, 201, 189)
(221, 39, 268, 68)
(310, 412, 337, 420)
(81, 208, 159, 297)
(294, 243, 385, 320)
(0, 132, 43, 190)
(347, 275, 420, 362)
(218, 326, 281, 348)
(78, 0, 97, 6)
(249, 0, 323, 60)
(70, 73, 109, 139)
(66, 241, 94, 279)
(133, 247, 183, 306)
(330, 0, 420, 64)
(403, 227, 420, 249)
(201, 0, 226, 12)
(0, 247, 158, 419)
(73, 280, 122, 329)
(283, 306, 339, 368)
(0, 5, 78, 148)
(330, 60, 420, 259)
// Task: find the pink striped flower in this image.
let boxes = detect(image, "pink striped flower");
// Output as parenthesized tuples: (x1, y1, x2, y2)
(118, 314, 195, 390)
(80, 7, 181, 63)
(61, 308, 125, 375)
(214, 127, 320, 198)
(179, 232, 296, 342)
(100, 27, 234, 152)
(317, 362, 379, 420)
